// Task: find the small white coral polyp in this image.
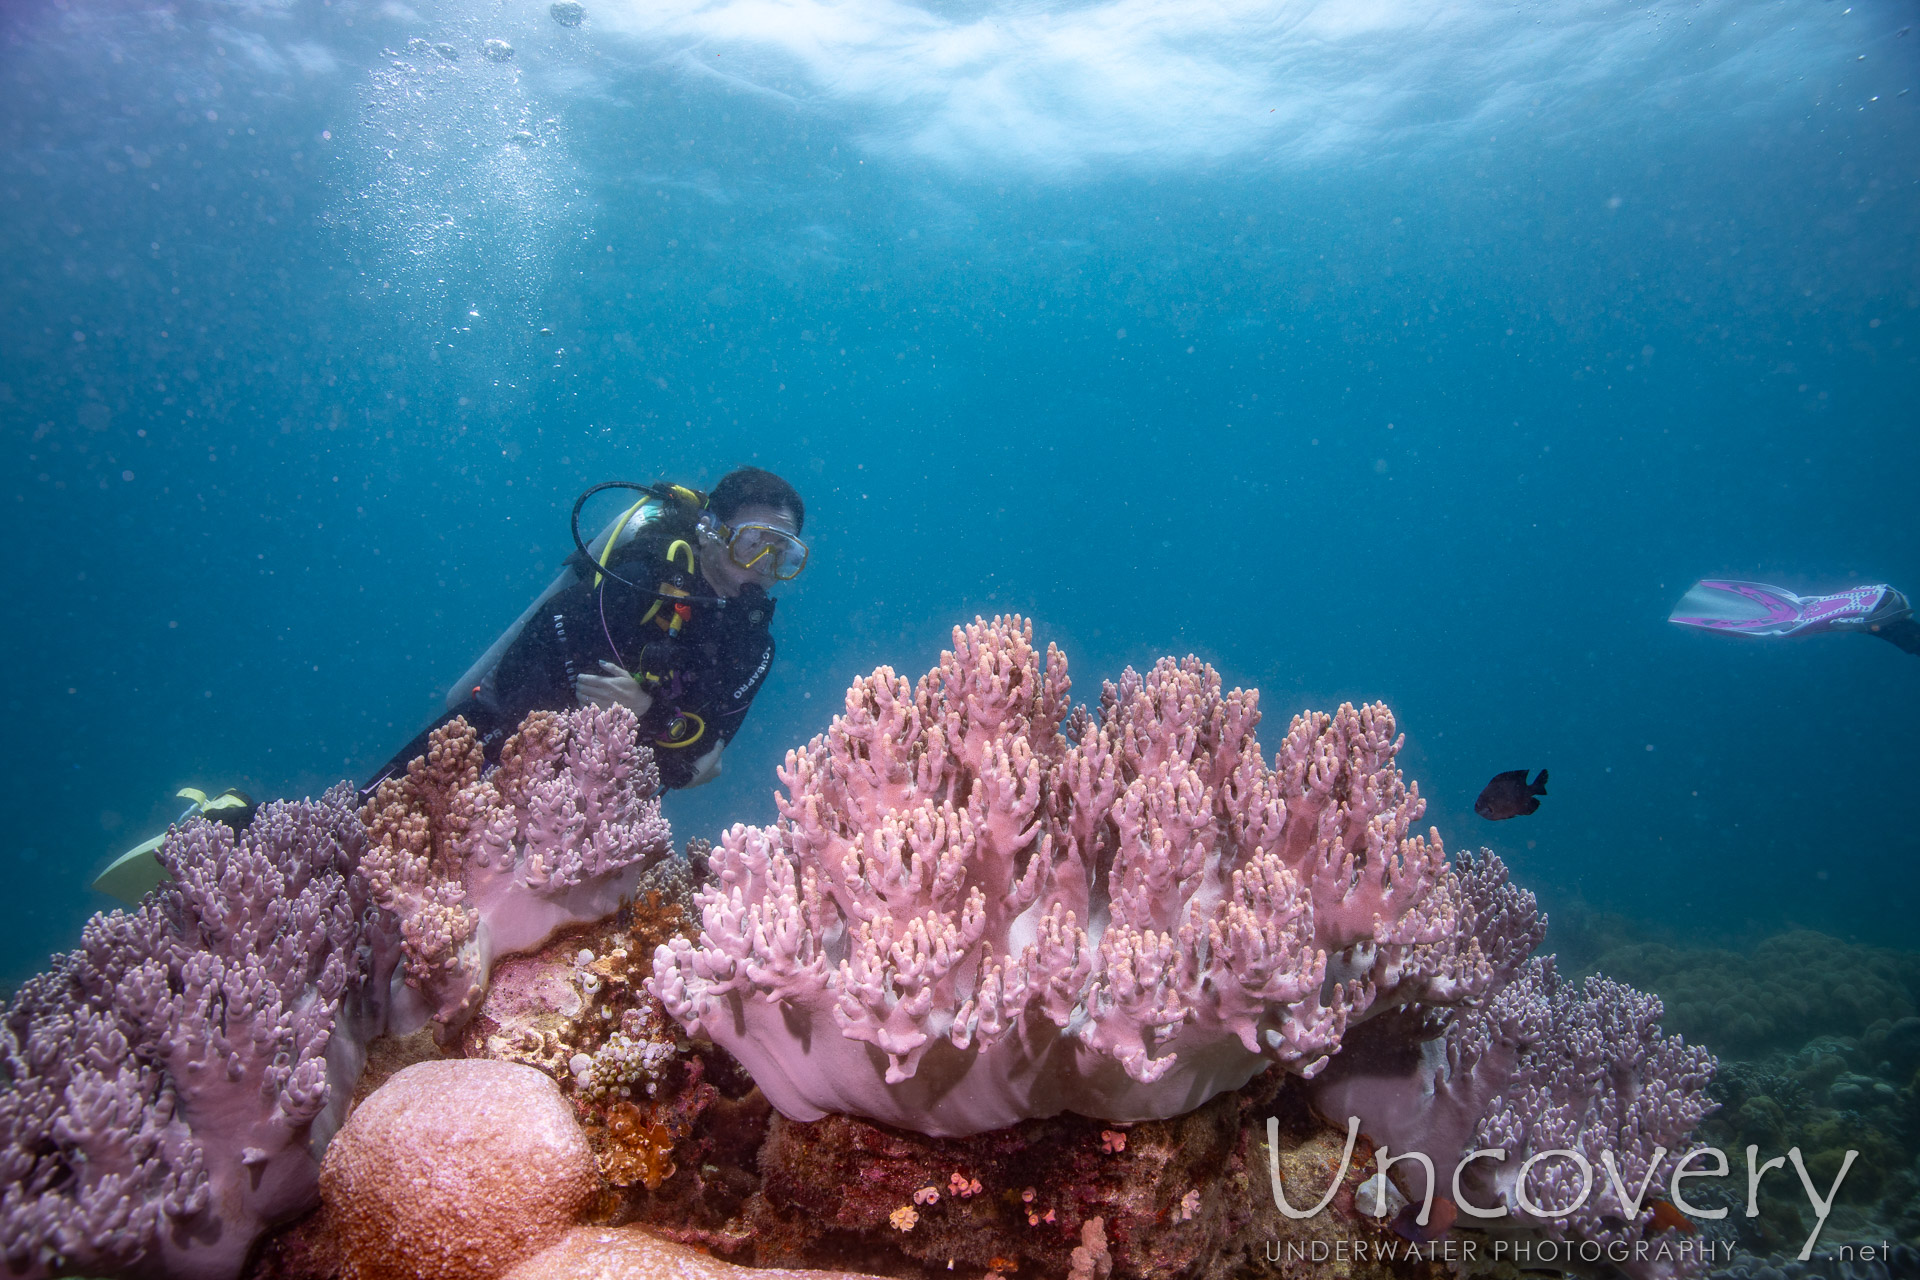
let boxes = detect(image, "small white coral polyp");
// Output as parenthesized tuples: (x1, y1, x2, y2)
(651, 615, 1473, 1136)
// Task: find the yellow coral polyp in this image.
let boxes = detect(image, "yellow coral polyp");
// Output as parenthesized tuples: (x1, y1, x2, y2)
(598, 1101, 677, 1191)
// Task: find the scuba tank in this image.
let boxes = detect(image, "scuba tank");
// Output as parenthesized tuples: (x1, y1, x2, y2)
(445, 482, 707, 710)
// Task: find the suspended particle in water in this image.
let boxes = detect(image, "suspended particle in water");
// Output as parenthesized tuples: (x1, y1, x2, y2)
(483, 38, 515, 61)
(550, 1, 586, 27)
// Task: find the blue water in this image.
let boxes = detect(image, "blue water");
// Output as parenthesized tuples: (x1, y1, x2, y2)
(1, 0, 1914, 989)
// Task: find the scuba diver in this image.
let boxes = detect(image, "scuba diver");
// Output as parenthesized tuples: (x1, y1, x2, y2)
(92, 469, 804, 907)
(1668, 579, 1920, 656)
(365, 466, 808, 794)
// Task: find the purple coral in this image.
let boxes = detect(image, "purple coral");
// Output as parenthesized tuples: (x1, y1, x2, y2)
(0, 785, 390, 1280)
(651, 615, 1478, 1136)
(1314, 951, 1717, 1265)
(361, 703, 672, 1037)
(1, 705, 672, 1279)
(1473, 959, 1719, 1243)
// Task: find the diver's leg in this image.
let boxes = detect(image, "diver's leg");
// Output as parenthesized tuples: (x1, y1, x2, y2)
(1869, 615, 1920, 657)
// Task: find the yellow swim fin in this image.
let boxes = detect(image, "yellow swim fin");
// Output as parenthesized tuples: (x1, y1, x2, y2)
(92, 832, 170, 905)
(91, 787, 257, 905)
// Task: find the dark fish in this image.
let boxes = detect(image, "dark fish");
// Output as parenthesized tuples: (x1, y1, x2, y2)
(1474, 768, 1548, 820)
(1647, 1199, 1697, 1235)
(1391, 1196, 1458, 1243)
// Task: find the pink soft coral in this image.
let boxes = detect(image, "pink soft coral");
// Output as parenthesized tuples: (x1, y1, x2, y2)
(652, 615, 1489, 1135)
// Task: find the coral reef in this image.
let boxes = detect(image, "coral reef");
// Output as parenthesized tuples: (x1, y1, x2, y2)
(1716, 1244, 1920, 1280)
(743, 1074, 1278, 1276)
(1069, 1217, 1114, 1280)
(1472, 962, 1716, 1244)
(652, 616, 1531, 1136)
(3, 616, 1728, 1280)
(439, 854, 778, 1244)
(1, 705, 674, 1280)
(0, 787, 392, 1280)
(361, 703, 673, 1040)
(282, 842, 1422, 1280)
(312, 1057, 894, 1280)
(1698, 1032, 1920, 1263)
(1570, 926, 1920, 1280)
(1593, 932, 1920, 1057)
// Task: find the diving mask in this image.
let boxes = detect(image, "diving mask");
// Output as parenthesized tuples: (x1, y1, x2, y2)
(721, 520, 809, 580)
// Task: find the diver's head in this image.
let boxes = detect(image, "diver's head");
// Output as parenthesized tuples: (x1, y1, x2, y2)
(700, 466, 807, 597)
(710, 466, 805, 535)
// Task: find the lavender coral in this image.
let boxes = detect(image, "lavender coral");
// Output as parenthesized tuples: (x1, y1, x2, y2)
(0, 787, 390, 1280)
(1, 704, 671, 1279)
(361, 703, 673, 1038)
(1475, 959, 1718, 1243)
(651, 615, 1494, 1136)
(1314, 954, 1717, 1257)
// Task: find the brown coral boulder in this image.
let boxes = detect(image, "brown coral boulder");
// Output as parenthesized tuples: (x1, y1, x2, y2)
(319, 1058, 598, 1280)
(503, 1227, 893, 1279)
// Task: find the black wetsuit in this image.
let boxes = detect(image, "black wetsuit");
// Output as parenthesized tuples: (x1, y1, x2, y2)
(368, 511, 778, 792)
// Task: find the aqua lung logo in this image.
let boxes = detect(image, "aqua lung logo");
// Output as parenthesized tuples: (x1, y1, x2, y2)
(1264, 1116, 1867, 1264)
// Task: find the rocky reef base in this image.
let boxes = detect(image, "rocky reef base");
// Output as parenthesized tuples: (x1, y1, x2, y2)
(245, 875, 1920, 1280)
(245, 858, 1458, 1280)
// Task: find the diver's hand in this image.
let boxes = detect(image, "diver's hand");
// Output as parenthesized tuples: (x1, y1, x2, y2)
(575, 661, 654, 717)
(685, 742, 724, 788)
